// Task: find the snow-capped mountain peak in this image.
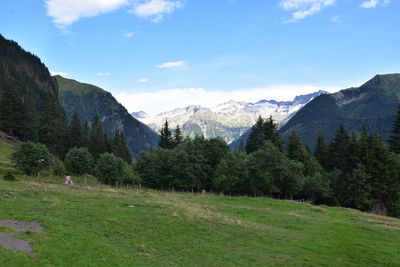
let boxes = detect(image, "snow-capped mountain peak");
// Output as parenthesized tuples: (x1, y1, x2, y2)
(131, 90, 327, 143)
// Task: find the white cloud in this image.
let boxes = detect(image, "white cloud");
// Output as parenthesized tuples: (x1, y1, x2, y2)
(50, 71, 69, 76)
(360, 0, 390, 8)
(330, 15, 341, 23)
(115, 85, 339, 115)
(97, 72, 111, 76)
(137, 78, 149, 83)
(131, 0, 183, 22)
(123, 31, 134, 38)
(46, 0, 129, 28)
(156, 61, 187, 69)
(279, 0, 336, 21)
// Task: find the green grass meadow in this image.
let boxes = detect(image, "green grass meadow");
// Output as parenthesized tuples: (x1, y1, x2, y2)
(0, 180, 400, 266)
(1, 138, 400, 266)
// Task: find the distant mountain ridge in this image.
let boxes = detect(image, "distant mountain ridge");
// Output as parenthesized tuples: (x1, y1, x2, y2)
(279, 73, 400, 148)
(56, 76, 159, 159)
(132, 90, 327, 143)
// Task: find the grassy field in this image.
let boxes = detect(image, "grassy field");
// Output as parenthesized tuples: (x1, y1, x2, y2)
(1, 179, 400, 266)
(0, 138, 17, 177)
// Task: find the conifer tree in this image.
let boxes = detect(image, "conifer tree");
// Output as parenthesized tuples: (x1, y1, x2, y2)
(112, 129, 132, 163)
(89, 115, 107, 159)
(314, 135, 327, 169)
(327, 124, 350, 172)
(81, 121, 90, 148)
(68, 113, 83, 149)
(37, 95, 69, 157)
(0, 83, 24, 136)
(263, 116, 282, 150)
(159, 119, 173, 149)
(173, 124, 183, 147)
(245, 116, 265, 153)
(286, 131, 307, 162)
(388, 105, 400, 154)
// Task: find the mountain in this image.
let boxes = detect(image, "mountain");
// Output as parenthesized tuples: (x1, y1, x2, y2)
(56, 76, 158, 159)
(279, 74, 400, 148)
(0, 35, 68, 156)
(132, 90, 327, 143)
(0, 35, 60, 110)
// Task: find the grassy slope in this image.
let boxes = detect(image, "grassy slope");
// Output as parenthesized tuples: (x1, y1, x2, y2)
(0, 180, 399, 266)
(0, 138, 16, 176)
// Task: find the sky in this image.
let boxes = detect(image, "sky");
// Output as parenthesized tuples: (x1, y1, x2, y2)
(1, 0, 399, 115)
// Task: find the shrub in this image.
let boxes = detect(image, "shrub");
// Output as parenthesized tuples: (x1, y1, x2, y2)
(3, 172, 16, 181)
(65, 147, 93, 175)
(12, 142, 51, 175)
(52, 159, 66, 177)
(96, 153, 137, 185)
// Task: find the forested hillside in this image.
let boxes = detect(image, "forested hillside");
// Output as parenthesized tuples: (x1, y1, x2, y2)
(279, 74, 400, 147)
(56, 76, 158, 159)
(0, 34, 68, 156)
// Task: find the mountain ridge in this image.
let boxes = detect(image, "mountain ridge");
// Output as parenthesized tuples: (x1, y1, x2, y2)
(56, 76, 159, 159)
(278, 73, 400, 148)
(132, 90, 327, 143)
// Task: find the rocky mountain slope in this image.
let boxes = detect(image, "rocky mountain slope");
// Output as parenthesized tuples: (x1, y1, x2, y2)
(279, 73, 400, 148)
(132, 91, 327, 143)
(56, 76, 159, 159)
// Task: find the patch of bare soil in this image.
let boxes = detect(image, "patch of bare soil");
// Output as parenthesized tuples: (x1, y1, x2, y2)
(0, 220, 44, 256)
(0, 220, 43, 233)
(0, 233, 34, 256)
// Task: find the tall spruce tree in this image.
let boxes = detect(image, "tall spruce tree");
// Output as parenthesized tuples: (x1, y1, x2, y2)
(388, 105, 400, 154)
(245, 116, 265, 153)
(286, 131, 308, 162)
(263, 116, 282, 150)
(88, 115, 107, 160)
(173, 124, 183, 147)
(159, 120, 173, 149)
(314, 135, 328, 169)
(37, 95, 69, 157)
(68, 113, 83, 149)
(0, 83, 25, 137)
(112, 129, 132, 163)
(327, 124, 350, 172)
(81, 121, 90, 148)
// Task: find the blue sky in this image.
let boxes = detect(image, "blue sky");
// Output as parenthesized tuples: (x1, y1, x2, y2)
(1, 0, 399, 114)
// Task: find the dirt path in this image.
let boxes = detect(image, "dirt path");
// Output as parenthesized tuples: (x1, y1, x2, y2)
(0, 220, 44, 232)
(0, 220, 44, 256)
(0, 233, 34, 256)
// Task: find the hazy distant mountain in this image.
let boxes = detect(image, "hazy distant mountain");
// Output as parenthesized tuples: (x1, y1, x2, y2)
(132, 90, 327, 143)
(278, 73, 400, 149)
(56, 76, 159, 159)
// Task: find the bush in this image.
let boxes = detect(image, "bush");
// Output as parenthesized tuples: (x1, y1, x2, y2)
(52, 159, 66, 177)
(65, 147, 93, 175)
(3, 172, 16, 181)
(96, 153, 129, 185)
(12, 142, 51, 175)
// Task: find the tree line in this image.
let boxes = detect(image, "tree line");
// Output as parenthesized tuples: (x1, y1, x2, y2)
(136, 110, 400, 217)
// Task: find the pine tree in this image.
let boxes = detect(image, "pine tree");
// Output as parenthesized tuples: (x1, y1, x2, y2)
(0, 83, 24, 136)
(388, 105, 400, 154)
(286, 131, 307, 162)
(88, 115, 107, 159)
(112, 129, 132, 163)
(314, 135, 327, 169)
(263, 116, 282, 150)
(68, 113, 83, 149)
(327, 124, 350, 172)
(159, 119, 173, 149)
(173, 124, 183, 147)
(37, 95, 69, 157)
(81, 121, 90, 148)
(245, 116, 265, 153)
